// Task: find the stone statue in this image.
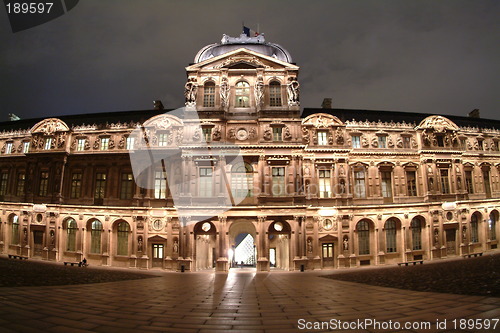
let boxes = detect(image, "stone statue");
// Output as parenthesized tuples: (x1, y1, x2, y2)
(220, 77, 230, 111)
(287, 77, 300, 106)
(434, 229, 439, 246)
(137, 236, 143, 252)
(283, 127, 292, 140)
(254, 76, 264, 111)
(173, 240, 179, 253)
(343, 236, 349, 251)
(184, 78, 198, 106)
(307, 239, 313, 253)
(263, 128, 272, 141)
(396, 137, 403, 148)
(212, 126, 221, 141)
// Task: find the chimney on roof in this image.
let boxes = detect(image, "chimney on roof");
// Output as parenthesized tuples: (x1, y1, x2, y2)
(321, 98, 332, 109)
(468, 109, 480, 118)
(153, 100, 164, 110)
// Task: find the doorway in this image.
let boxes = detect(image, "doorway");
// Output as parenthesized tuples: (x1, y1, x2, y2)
(152, 244, 164, 268)
(322, 243, 335, 268)
(33, 230, 43, 257)
(445, 228, 456, 256)
(233, 233, 256, 267)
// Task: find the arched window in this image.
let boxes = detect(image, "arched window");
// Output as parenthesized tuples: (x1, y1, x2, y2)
(269, 81, 282, 107)
(117, 221, 130, 256)
(471, 214, 479, 243)
(489, 211, 497, 241)
(203, 81, 215, 107)
(385, 219, 397, 253)
(66, 218, 78, 251)
(10, 215, 19, 245)
(90, 219, 103, 254)
(411, 217, 422, 250)
(231, 163, 253, 198)
(357, 221, 370, 255)
(235, 81, 250, 107)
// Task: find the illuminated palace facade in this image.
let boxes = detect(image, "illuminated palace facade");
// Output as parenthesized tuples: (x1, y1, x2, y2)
(0, 34, 499, 271)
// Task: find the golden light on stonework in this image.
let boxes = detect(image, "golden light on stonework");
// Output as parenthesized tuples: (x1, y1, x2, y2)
(318, 208, 338, 217)
(442, 202, 457, 211)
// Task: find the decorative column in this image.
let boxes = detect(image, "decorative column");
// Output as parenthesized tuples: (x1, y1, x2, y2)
(216, 215, 228, 271)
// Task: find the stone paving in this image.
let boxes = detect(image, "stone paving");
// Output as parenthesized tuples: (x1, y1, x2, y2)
(0, 268, 499, 332)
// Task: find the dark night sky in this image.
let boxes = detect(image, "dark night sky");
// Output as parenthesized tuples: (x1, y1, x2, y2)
(1, 0, 499, 121)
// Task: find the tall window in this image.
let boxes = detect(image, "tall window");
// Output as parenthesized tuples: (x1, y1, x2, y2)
(317, 131, 328, 145)
(5, 142, 12, 154)
(199, 168, 213, 197)
(411, 218, 422, 250)
(354, 169, 366, 198)
(385, 219, 397, 253)
(39, 171, 49, 196)
(318, 169, 331, 198)
(465, 170, 474, 194)
(406, 170, 417, 196)
(70, 173, 82, 199)
(378, 136, 386, 148)
(471, 214, 479, 243)
(483, 169, 491, 198)
(352, 135, 361, 148)
(120, 173, 134, 199)
(16, 172, 25, 196)
(440, 169, 450, 194)
(272, 167, 286, 196)
(126, 136, 135, 150)
(269, 81, 282, 106)
(231, 163, 253, 198)
(23, 141, 30, 153)
(116, 221, 129, 256)
(94, 173, 106, 199)
(77, 139, 85, 151)
(357, 221, 370, 255)
(202, 128, 212, 142)
(11, 215, 19, 245)
(380, 171, 392, 198)
(272, 127, 282, 141)
(489, 212, 497, 241)
(153, 244, 164, 259)
(203, 81, 215, 107)
(90, 220, 103, 254)
(154, 171, 167, 199)
(158, 133, 168, 146)
(0, 172, 8, 196)
(403, 136, 411, 149)
(66, 218, 77, 252)
(44, 137, 52, 150)
(235, 81, 250, 107)
(100, 138, 109, 150)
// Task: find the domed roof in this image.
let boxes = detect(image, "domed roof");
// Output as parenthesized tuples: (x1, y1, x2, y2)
(194, 34, 293, 64)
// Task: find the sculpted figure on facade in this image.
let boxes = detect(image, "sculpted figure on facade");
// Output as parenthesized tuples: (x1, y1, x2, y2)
(287, 77, 300, 106)
(220, 76, 230, 111)
(254, 76, 264, 111)
(184, 78, 197, 107)
(302, 127, 310, 144)
(283, 126, 292, 140)
(396, 136, 403, 148)
(335, 127, 344, 145)
(361, 135, 369, 148)
(263, 128, 272, 141)
(212, 126, 221, 141)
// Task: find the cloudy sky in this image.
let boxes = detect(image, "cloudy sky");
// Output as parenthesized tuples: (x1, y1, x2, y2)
(1, 0, 499, 121)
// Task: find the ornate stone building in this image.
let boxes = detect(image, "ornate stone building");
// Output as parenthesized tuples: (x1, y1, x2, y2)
(0, 33, 499, 271)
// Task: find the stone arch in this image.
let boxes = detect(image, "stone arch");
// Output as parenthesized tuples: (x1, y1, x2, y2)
(193, 221, 217, 271)
(228, 219, 257, 268)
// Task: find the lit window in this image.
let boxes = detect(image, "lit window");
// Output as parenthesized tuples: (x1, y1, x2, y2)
(11, 215, 20, 245)
(269, 81, 282, 107)
(351, 135, 361, 148)
(77, 139, 85, 151)
(489, 212, 497, 241)
(354, 169, 366, 198)
(357, 221, 370, 255)
(199, 168, 213, 197)
(381, 171, 392, 198)
(202, 128, 212, 142)
(100, 138, 109, 150)
(406, 170, 417, 196)
(272, 167, 286, 196)
(471, 214, 479, 243)
(483, 169, 491, 198)
(440, 169, 450, 194)
(70, 173, 82, 199)
(116, 221, 130, 256)
(385, 219, 397, 253)
(16, 172, 25, 196)
(5, 142, 13, 154)
(411, 218, 422, 250)
(66, 218, 78, 252)
(126, 137, 135, 150)
(94, 173, 106, 199)
(158, 133, 168, 147)
(154, 171, 167, 199)
(0, 173, 8, 196)
(272, 127, 282, 141)
(235, 81, 250, 107)
(153, 244, 164, 259)
(23, 142, 30, 153)
(120, 173, 134, 199)
(318, 169, 331, 198)
(39, 171, 49, 196)
(403, 136, 411, 149)
(44, 137, 52, 150)
(378, 136, 386, 148)
(465, 170, 474, 194)
(231, 163, 253, 198)
(90, 220, 103, 254)
(317, 131, 328, 145)
(203, 82, 215, 107)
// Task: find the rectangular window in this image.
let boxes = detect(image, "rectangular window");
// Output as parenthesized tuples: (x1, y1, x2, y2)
(158, 133, 168, 147)
(154, 171, 167, 199)
(120, 173, 134, 199)
(77, 139, 85, 151)
(406, 171, 417, 196)
(94, 173, 106, 199)
(378, 136, 386, 148)
(39, 171, 49, 196)
(381, 171, 393, 198)
(352, 135, 361, 148)
(403, 136, 411, 149)
(100, 138, 109, 150)
(317, 131, 328, 145)
(465, 170, 474, 194)
(202, 128, 212, 142)
(460, 138, 466, 149)
(477, 139, 484, 150)
(70, 173, 82, 199)
(483, 169, 491, 198)
(23, 141, 30, 153)
(440, 169, 450, 194)
(203, 84, 215, 107)
(272, 167, 286, 196)
(436, 135, 444, 147)
(272, 127, 282, 141)
(0, 173, 8, 196)
(322, 243, 334, 258)
(44, 137, 52, 150)
(16, 172, 25, 196)
(318, 169, 331, 198)
(199, 168, 213, 197)
(269, 83, 282, 107)
(126, 137, 135, 150)
(354, 169, 366, 198)
(153, 244, 164, 259)
(5, 142, 13, 154)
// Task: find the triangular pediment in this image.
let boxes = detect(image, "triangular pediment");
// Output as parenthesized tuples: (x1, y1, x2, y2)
(186, 48, 299, 71)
